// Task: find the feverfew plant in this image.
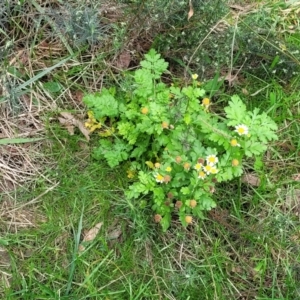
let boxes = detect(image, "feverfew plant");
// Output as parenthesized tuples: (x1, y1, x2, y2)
(83, 49, 278, 231)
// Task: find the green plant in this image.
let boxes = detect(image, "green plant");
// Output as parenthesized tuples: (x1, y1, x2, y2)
(83, 49, 278, 231)
(51, 2, 110, 47)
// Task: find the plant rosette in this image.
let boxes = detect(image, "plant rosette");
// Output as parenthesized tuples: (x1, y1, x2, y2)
(83, 49, 278, 231)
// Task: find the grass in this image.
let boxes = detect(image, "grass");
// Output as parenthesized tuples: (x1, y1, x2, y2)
(2, 129, 300, 299)
(1, 0, 300, 299)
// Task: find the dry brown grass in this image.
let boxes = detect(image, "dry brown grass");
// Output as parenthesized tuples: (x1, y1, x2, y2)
(0, 99, 51, 193)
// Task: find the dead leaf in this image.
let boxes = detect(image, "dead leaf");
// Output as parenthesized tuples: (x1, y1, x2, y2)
(229, 4, 254, 14)
(107, 225, 122, 240)
(229, 4, 245, 11)
(115, 51, 131, 69)
(83, 222, 103, 242)
(58, 117, 74, 135)
(78, 244, 85, 252)
(277, 141, 296, 151)
(188, 0, 194, 21)
(76, 121, 90, 142)
(231, 265, 243, 274)
(242, 88, 249, 95)
(220, 72, 241, 87)
(242, 173, 260, 187)
(106, 220, 123, 249)
(209, 186, 215, 194)
(292, 174, 300, 181)
(79, 222, 103, 252)
(58, 112, 90, 141)
(73, 90, 84, 103)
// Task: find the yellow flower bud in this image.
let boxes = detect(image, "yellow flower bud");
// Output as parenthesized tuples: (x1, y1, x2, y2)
(232, 159, 239, 167)
(175, 156, 182, 163)
(154, 162, 161, 168)
(185, 216, 193, 224)
(162, 121, 169, 129)
(202, 98, 210, 106)
(183, 162, 191, 170)
(190, 200, 197, 208)
(141, 107, 149, 114)
(230, 139, 240, 147)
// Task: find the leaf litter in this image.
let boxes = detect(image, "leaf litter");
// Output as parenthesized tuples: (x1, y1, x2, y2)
(187, 0, 194, 21)
(78, 220, 123, 252)
(242, 173, 261, 187)
(78, 222, 103, 252)
(58, 112, 90, 141)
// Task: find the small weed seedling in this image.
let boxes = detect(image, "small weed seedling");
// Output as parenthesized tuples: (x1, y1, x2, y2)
(83, 49, 278, 231)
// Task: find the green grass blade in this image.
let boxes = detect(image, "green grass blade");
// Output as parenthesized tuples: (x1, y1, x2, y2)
(30, 0, 74, 56)
(65, 204, 84, 296)
(14, 56, 72, 94)
(0, 137, 45, 145)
